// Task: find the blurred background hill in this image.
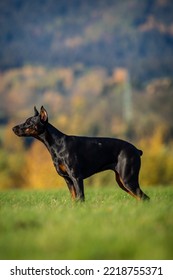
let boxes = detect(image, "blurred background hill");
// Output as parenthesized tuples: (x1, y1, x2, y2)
(1, 0, 173, 82)
(0, 0, 173, 189)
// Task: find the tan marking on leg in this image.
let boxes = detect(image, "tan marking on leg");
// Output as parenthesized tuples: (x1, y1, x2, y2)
(115, 172, 130, 194)
(70, 187, 77, 200)
(115, 172, 141, 200)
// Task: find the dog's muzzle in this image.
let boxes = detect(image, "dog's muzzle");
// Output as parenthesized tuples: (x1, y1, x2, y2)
(12, 126, 20, 136)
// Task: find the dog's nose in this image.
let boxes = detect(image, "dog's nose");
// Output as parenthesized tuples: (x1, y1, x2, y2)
(12, 126, 18, 134)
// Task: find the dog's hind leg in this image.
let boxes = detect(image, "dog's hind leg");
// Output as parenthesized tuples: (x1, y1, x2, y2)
(115, 171, 131, 195)
(123, 181, 150, 201)
(115, 171, 142, 199)
(116, 158, 150, 201)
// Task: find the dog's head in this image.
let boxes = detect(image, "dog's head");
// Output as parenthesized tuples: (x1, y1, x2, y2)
(12, 106, 48, 137)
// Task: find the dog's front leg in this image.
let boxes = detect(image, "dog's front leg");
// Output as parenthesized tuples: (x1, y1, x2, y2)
(64, 177, 77, 200)
(71, 177, 85, 202)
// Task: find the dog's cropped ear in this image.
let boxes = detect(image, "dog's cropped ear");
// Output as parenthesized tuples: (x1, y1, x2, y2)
(40, 106, 48, 123)
(34, 106, 39, 116)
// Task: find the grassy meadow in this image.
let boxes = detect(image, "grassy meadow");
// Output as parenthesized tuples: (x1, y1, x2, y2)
(0, 186, 173, 260)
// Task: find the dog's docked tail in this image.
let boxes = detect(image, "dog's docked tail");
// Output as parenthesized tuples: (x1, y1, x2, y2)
(138, 149, 143, 156)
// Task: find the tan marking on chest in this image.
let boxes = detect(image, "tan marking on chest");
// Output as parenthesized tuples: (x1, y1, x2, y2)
(59, 164, 67, 173)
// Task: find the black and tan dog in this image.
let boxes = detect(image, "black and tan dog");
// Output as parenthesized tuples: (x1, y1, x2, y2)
(13, 106, 149, 201)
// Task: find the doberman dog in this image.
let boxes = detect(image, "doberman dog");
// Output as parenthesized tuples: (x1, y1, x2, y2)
(13, 106, 149, 202)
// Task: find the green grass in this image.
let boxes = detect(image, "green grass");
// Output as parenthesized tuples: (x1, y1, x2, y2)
(0, 186, 173, 260)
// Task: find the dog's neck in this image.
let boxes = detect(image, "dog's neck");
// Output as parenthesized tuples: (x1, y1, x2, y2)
(35, 122, 65, 152)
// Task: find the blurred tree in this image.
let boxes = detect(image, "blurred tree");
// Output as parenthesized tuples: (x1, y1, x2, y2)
(0, 122, 26, 189)
(24, 140, 64, 189)
(140, 126, 173, 186)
